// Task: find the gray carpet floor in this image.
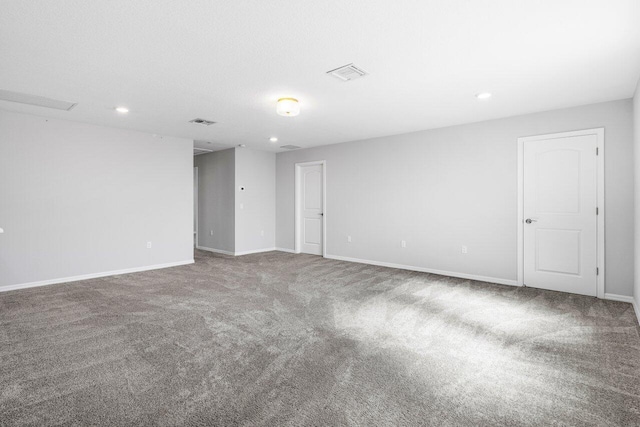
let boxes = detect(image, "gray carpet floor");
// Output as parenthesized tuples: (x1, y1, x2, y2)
(1, 250, 640, 426)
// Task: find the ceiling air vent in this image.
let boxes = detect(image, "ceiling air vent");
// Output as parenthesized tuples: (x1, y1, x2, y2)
(280, 145, 302, 150)
(189, 118, 216, 126)
(0, 89, 77, 111)
(194, 148, 213, 156)
(326, 63, 368, 81)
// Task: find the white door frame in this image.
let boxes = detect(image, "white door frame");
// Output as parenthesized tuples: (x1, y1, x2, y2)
(295, 160, 327, 256)
(194, 166, 199, 248)
(517, 128, 605, 298)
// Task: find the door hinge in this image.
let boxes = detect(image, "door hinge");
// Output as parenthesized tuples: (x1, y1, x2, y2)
(596, 147, 599, 155)
(597, 267, 599, 276)
(596, 207, 599, 215)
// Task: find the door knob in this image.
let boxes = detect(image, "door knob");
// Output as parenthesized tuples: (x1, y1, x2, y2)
(525, 218, 537, 224)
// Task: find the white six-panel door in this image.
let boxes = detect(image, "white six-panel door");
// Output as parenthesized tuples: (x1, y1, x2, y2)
(523, 133, 598, 296)
(299, 164, 323, 255)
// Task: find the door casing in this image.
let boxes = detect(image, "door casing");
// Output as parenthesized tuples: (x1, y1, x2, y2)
(517, 128, 605, 298)
(295, 160, 327, 256)
(194, 166, 199, 248)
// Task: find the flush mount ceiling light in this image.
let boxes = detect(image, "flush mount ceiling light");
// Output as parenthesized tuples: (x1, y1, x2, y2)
(115, 106, 129, 113)
(276, 98, 300, 117)
(269, 137, 278, 143)
(475, 92, 492, 100)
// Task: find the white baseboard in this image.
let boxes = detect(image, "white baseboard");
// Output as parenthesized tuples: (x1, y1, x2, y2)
(324, 254, 519, 287)
(604, 293, 640, 323)
(0, 259, 195, 293)
(196, 245, 235, 256)
(234, 247, 276, 256)
(604, 293, 635, 303)
(197, 245, 276, 256)
(275, 247, 297, 254)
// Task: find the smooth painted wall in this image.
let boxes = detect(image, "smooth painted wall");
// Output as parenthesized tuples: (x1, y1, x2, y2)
(276, 99, 634, 296)
(0, 110, 193, 289)
(194, 149, 235, 253)
(235, 148, 276, 253)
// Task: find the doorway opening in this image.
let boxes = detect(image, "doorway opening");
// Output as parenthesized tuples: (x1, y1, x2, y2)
(295, 160, 326, 256)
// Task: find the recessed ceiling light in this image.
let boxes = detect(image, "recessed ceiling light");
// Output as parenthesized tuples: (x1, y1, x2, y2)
(269, 137, 278, 143)
(276, 98, 300, 117)
(115, 106, 129, 113)
(475, 92, 492, 100)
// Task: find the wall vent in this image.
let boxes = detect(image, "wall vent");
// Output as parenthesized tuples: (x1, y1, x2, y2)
(326, 63, 368, 81)
(0, 89, 77, 111)
(189, 118, 216, 126)
(280, 145, 302, 150)
(194, 148, 213, 156)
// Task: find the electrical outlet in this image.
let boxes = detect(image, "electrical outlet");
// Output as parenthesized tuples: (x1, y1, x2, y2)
(461, 245, 468, 254)
(240, 203, 244, 210)
(260, 230, 264, 237)
(347, 235, 352, 243)
(401, 240, 406, 248)
(146, 242, 152, 249)
(210, 230, 213, 236)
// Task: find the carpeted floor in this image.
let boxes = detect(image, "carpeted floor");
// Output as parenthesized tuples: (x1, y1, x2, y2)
(1, 250, 640, 426)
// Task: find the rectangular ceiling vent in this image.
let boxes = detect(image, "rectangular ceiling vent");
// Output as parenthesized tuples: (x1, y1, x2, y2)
(280, 145, 302, 150)
(326, 63, 368, 81)
(194, 148, 213, 156)
(0, 89, 77, 111)
(189, 118, 216, 126)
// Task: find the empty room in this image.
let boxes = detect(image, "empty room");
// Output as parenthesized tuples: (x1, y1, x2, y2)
(2, 1, 640, 425)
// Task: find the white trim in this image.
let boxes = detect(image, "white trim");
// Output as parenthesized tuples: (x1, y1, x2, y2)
(604, 293, 635, 303)
(325, 254, 519, 287)
(605, 293, 640, 324)
(294, 160, 327, 257)
(196, 245, 276, 256)
(0, 260, 195, 293)
(194, 166, 199, 248)
(234, 247, 276, 256)
(275, 247, 297, 253)
(517, 128, 605, 298)
(196, 245, 235, 256)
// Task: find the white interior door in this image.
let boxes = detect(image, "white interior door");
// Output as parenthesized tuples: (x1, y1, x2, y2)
(300, 164, 323, 255)
(523, 134, 598, 296)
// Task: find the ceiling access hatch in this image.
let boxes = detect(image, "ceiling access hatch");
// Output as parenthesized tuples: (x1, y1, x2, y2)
(0, 89, 77, 111)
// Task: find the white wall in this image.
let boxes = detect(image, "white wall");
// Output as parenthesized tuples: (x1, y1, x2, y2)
(0, 110, 193, 290)
(235, 147, 276, 254)
(194, 147, 275, 255)
(634, 82, 640, 306)
(276, 99, 634, 296)
(194, 149, 235, 253)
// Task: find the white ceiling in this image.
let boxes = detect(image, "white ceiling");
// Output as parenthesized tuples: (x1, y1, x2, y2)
(1, 0, 639, 152)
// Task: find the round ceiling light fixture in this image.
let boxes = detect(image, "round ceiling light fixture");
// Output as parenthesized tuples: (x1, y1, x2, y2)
(115, 106, 129, 113)
(269, 137, 278, 143)
(475, 92, 492, 100)
(276, 98, 300, 117)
